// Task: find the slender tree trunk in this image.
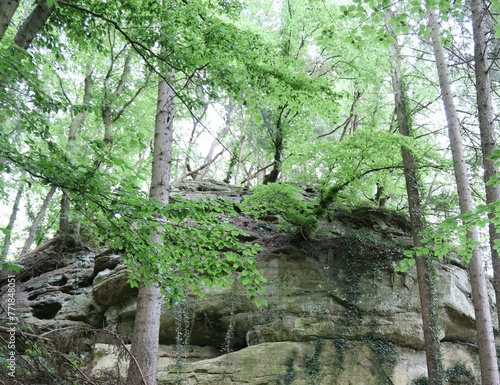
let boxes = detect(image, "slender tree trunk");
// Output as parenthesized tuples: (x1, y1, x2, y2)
(471, 0, 500, 328)
(389, 27, 444, 384)
(102, 50, 133, 144)
(14, 0, 54, 49)
(428, 7, 499, 385)
(68, 64, 93, 142)
(2, 178, 25, 260)
(224, 137, 244, 184)
(263, 106, 285, 184)
(184, 103, 208, 178)
(59, 63, 93, 238)
(0, 0, 20, 41)
(21, 185, 57, 255)
(197, 102, 233, 180)
(126, 72, 175, 385)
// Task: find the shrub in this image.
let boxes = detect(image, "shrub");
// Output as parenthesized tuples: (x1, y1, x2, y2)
(241, 183, 318, 238)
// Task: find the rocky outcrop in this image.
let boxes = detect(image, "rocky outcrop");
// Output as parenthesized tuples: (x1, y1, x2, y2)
(0, 180, 494, 384)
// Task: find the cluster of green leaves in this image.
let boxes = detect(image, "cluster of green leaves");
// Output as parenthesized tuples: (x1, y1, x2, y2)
(0, 259, 22, 272)
(309, 129, 416, 210)
(240, 183, 318, 238)
(397, 201, 500, 273)
(398, 149, 500, 269)
(1, 123, 267, 303)
(102, 194, 267, 305)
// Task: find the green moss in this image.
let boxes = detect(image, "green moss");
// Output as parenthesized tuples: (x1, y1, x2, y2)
(411, 376, 428, 385)
(445, 363, 476, 385)
(332, 336, 347, 370)
(364, 337, 397, 385)
(303, 337, 325, 382)
(275, 349, 297, 385)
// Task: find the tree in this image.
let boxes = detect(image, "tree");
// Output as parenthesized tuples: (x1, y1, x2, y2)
(470, 0, 500, 328)
(2, 1, 500, 382)
(58, 62, 93, 244)
(14, 0, 54, 49)
(1, 176, 25, 260)
(0, 0, 19, 40)
(126, 69, 175, 385)
(427, 6, 499, 384)
(387, 13, 444, 383)
(21, 185, 57, 255)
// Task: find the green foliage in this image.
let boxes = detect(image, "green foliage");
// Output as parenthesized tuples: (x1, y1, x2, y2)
(240, 183, 318, 238)
(1, 260, 22, 272)
(2, 131, 267, 304)
(487, 148, 500, 186)
(395, 250, 416, 273)
(102, 193, 267, 305)
(302, 128, 428, 212)
(396, 190, 500, 271)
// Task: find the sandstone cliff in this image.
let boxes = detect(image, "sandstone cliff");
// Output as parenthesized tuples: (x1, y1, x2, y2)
(0, 180, 495, 385)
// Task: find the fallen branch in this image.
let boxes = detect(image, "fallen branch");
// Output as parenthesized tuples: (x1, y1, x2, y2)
(18, 236, 59, 259)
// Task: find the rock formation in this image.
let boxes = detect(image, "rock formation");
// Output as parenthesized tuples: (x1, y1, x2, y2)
(0, 180, 495, 384)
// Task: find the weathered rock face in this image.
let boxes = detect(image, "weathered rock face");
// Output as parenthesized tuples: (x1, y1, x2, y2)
(0, 181, 494, 385)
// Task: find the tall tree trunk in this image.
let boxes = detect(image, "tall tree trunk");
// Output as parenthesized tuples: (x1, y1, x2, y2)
(102, 50, 133, 144)
(471, 0, 500, 329)
(59, 63, 93, 239)
(126, 73, 174, 385)
(427, 7, 499, 385)
(14, 0, 54, 49)
(0, 0, 20, 41)
(388, 25, 444, 384)
(2, 178, 25, 260)
(21, 185, 57, 255)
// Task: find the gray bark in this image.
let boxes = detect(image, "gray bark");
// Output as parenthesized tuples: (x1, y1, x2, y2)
(2, 178, 24, 260)
(59, 63, 93, 238)
(0, 0, 20, 41)
(14, 0, 54, 49)
(21, 185, 57, 255)
(68, 63, 93, 142)
(471, 0, 500, 330)
(126, 73, 175, 385)
(428, 7, 499, 385)
(103, 50, 133, 144)
(388, 23, 444, 384)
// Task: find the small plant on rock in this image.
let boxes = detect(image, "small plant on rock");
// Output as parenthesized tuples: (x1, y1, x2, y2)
(240, 183, 318, 238)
